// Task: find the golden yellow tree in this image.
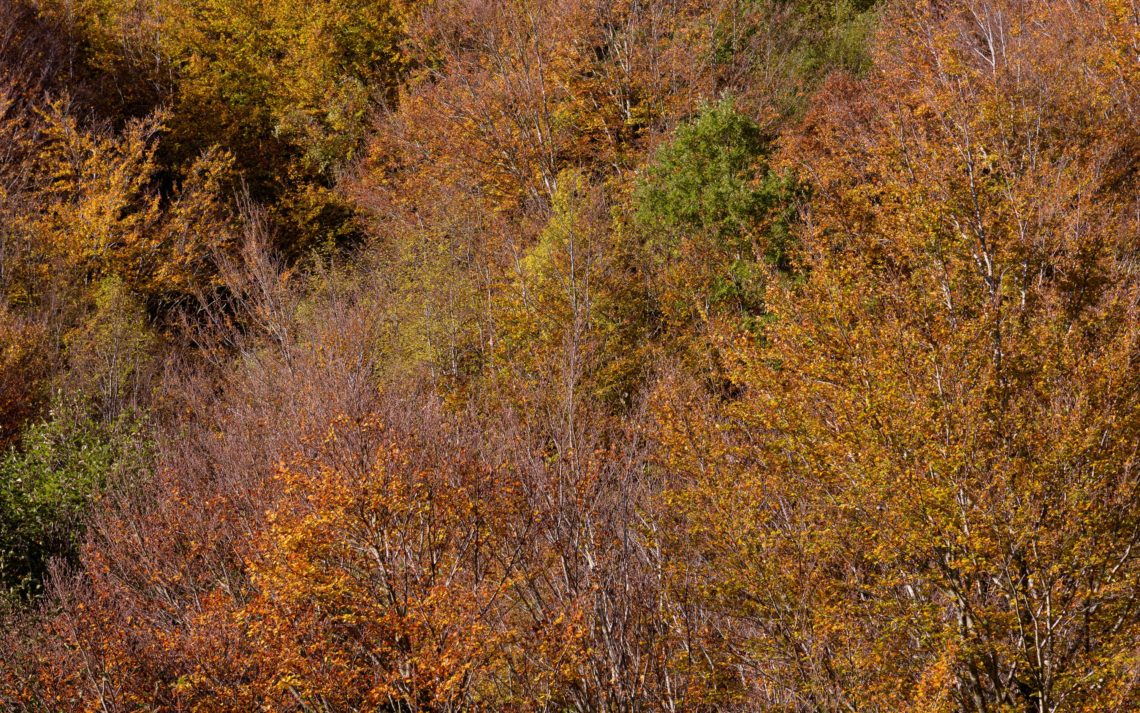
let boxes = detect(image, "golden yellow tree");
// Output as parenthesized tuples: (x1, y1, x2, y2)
(657, 0, 1140, 709)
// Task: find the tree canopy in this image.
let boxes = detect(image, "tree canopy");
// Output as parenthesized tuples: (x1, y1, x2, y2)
(1, 0, 1138, 710)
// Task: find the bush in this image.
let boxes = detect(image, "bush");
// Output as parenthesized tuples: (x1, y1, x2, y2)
(0, 406, 151, 600)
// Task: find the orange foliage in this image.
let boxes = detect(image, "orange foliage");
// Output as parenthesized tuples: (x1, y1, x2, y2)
(656, 0, 1140, 708)
(236, 422, 514, 710)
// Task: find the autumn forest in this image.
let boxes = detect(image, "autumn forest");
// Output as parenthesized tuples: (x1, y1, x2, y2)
(0, 0, 1138, 710)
